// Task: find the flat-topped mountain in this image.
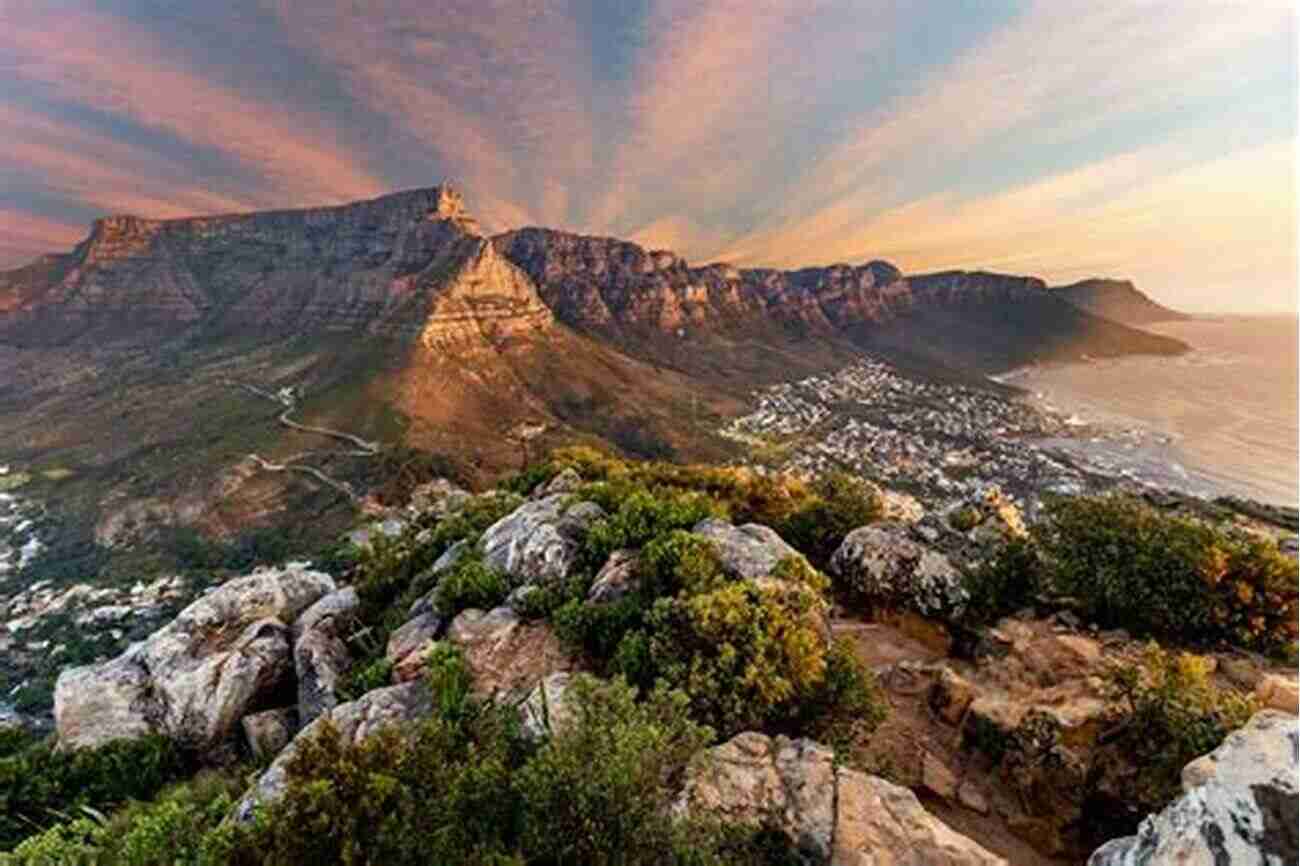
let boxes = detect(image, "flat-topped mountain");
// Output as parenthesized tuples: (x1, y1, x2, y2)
(1053, 278, 1189, 325)
(0, 184, 1190, 578)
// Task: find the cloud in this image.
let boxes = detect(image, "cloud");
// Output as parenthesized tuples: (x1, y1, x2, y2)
(0, 7, 389, 207)
(0, 209, 85, 267)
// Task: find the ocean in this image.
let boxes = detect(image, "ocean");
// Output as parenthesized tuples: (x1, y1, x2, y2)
(994, 315, 1298, 507)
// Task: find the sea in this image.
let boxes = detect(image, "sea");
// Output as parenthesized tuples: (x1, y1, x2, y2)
(993, 315, 1298, 508)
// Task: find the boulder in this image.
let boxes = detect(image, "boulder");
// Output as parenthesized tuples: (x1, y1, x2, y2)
(235, 681, 431, 822)
(830, 523, 966, 617)
(347, 518, 407, 551)
(518, 672, 577, 741)
(833, 768, 1006, 866)
(408, 538, 471, 618)
(586, 549, 640, 604)
(386, 612, 445, 683)
(678, 732, 1005, 866)
(446, 606, 575, 699)
(1088, 711, 1299, 866)
(692, 518, 806, 581)
(241, 708, 295, 760)
(1255, 674, 1299, 716)
(479, 494, 604, 587)
(294, 586, 357, 725)
(55, 564, 335, 751)
(534, 467, 582, 498)
(405, 478, 471, 519)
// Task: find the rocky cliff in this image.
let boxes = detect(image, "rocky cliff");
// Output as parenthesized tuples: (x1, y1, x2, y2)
(0, 186, 550, 349)
(493, 226, 1188, 371)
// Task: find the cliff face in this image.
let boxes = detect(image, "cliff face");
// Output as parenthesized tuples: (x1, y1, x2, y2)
(0, 186, 549, 348)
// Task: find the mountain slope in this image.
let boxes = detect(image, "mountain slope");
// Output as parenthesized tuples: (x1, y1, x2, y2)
(1053, 278, 1189, 325)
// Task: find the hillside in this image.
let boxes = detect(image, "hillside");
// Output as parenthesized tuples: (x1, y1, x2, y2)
(1053, 278, 1189, 325)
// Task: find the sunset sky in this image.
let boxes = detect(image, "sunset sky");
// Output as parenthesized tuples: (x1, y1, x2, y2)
(1, 1, 1295, 312)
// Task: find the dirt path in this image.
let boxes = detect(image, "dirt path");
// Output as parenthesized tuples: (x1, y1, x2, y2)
(224, 379, 379, 502)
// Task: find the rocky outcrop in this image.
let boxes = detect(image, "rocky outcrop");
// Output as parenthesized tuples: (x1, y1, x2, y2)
(518, 672, 577, 741)
(586, 548, 640, 604)
(0, 185, 552, 349)
(293, 587, 358, 725)
(1088, 711, 1299, 866)
(386, 612, 445, 683)
(445, 606, 575, 699)
(235, 680, 432, 822)
(478, 494, 604, 588)
(692, 518, 807, 581)
(830, 523, 966, 617)
(678, 732, 1006, 865)
(54, 564, 335, 751)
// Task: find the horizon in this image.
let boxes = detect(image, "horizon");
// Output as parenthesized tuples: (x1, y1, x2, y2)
(1, 1, 1296, 314)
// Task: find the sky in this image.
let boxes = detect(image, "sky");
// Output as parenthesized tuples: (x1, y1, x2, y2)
(1, 0, 1295, 313)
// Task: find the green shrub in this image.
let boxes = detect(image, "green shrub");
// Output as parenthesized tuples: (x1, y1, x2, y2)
(432, 554, 509, 618)
(948, 506, 983, 533)
(581, 487, 721, 571)
(219, 665, 789, 865)
(775, 472, 882, 567)
(788, 638, 889, 758)
(0, 734, 190, 850)
(1037, 494, 1298, 652)
(1105, 644, 1258, 812)
(962, 535, 1043, 626)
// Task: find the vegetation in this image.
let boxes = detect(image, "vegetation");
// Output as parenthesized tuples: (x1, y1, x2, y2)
(1104, 644, 1258, 813)
(962, 494, 1298, 653)
(0, 735, 191, 850)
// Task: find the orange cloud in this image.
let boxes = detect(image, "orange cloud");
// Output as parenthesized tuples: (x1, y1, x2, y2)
(0, 210, 85, 267)
(1, 8, 388, 207)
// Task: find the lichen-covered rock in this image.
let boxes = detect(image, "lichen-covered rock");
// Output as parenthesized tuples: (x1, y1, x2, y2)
(678, 731, 1005, 865)
(235, 681, 432, 822)
(830, 523, 966, 617)
(346, 517, 407, 551)
(55, 564, 335, 751)
(533, 466, 581, 498)
(479, 494, 604, 587)
(294, 586, 357, 725)
(1088, 711, 1299, 866)
(241, 708, 295, 760)
(386, 612, 445, 683)
(586, 548, 640, 604)
(405, 478, 471, 519)
(446, 606, 575, 699)
(519, 672, 576, 741)
(692, 518, 806, 581)
(408, 538, 472, 618)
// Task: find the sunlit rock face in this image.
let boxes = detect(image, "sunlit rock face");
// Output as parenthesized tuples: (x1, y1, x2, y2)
(0, 185, 550, 348)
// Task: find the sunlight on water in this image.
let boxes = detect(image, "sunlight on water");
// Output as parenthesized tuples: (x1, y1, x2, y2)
(1005, 316, 1298, 506)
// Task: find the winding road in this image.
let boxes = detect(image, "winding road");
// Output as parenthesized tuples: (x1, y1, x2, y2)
(223, 379, 380, 502)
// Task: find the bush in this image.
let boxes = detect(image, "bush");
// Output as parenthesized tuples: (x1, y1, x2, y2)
(775, 472, 882, 567)
(1037, 495, 1298, 652)
(432, 554, 509, 618)
(1105, 644, 1258, 812)
(219, 662, 789, 865)
(0, 734, 191, 850)
(962, 535, 1043, 626)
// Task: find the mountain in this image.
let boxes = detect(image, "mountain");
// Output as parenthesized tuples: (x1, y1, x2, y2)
(0, 184, 1189, 572)
(1053, 278, 1189, 325)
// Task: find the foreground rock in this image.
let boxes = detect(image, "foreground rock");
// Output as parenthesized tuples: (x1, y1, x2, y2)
(692, 518, 807, 581)
(478, 493, 604, 587)
(236, 681, 432, 821)
(445, 606, 576, 698)
(293, 586, 358, 725)
(1088, 710, 1299, 866)
(831, 522, 966, 617)
(55, 564, 335, 751)
(679, 732, 1005, 865)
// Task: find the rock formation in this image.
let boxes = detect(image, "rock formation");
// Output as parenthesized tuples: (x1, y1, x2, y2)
(1054, 278, 1188, 325)
(1088, 711, 1299, 865)
(677, 731, 1007, 865)
(54, 564, 335, 751)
